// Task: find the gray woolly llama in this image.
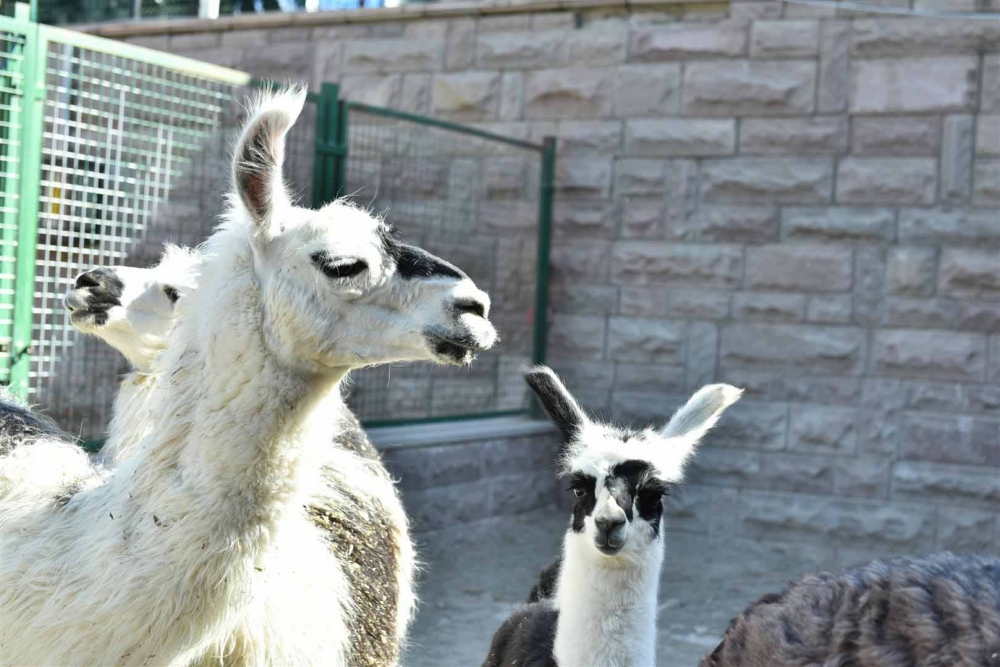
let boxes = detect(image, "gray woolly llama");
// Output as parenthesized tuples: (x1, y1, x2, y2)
(702, 552, 1000, 667)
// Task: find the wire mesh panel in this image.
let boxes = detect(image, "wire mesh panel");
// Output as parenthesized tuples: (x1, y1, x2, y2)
(0, 25, 27, 385)
(9, 25, 251, 438)
(340, 105, 549, 424)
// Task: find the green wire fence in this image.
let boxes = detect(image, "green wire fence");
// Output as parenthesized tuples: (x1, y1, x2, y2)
(0, 13, 555, 439)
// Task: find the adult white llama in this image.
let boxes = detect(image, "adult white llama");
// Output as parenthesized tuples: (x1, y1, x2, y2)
(483, 366, 742, 667)
(0, 86, 497, 666)
(63, 248, 416, 661)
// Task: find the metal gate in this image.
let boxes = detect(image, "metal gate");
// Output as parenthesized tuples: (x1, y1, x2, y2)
(0, 11, 251, 439)
(309, 84, 556, 426)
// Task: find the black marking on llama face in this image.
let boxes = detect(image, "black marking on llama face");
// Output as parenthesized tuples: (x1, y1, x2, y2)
(163, 285, 181, 304)
(608, 460, 668, 538)
(394, 243, 465, 281)
(569, 472, 596, 533)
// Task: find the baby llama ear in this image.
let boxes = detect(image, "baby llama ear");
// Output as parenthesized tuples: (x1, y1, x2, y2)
(661, 384, 743, 442)
(232, 85, 307, 240)
(524, 366, 588, 444)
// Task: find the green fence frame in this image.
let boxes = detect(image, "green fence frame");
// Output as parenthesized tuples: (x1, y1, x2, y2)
(0, 12, 251, 400)
(312, 87, 557, 424)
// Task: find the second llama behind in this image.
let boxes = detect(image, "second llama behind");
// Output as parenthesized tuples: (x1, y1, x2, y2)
(483, 366, 742, 667)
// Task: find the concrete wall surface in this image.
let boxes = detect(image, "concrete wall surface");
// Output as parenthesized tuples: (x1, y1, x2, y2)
(100, 0, 1000, 557)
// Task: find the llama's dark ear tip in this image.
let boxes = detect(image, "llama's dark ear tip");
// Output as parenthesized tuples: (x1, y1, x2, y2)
(523, 365, 554, 387)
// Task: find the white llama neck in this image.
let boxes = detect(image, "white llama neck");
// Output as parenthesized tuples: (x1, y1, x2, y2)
(553, 529, 664, 667)
(124, 222, 345, 542)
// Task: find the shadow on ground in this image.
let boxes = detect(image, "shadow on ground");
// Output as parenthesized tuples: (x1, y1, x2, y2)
(401, 507, 837, 667)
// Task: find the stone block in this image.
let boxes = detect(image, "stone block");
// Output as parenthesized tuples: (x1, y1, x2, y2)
(712, 401, 788, 451)
(690, 206, 779, 243)
(524, 69, 614, 119)
(992, 336, 1000, 383)
(490, 471, 560, 517)
(739, 117, 848, 155)
(664, 485, 740, 537)
(663, 159, 699, 236)
(553, 200, 617, 239)
(739, 495, 935, 552)
(168, 32, 219, 51)
(701, 158, 833, 204)
(431, 72, 501, 120)
(565, 26, 628, 66)
(401, 74, 431, 114)
(531, 12, 576, 30)
(607, 318, 685, 364)
(941, 115, 975, 202)
(475, 32, 564, 69)
(624, 119, 736, 157)
(818, 21, 851, 113)
(750, 20, 820, 58)
(340, 75, 403, 108)
(850, 18, 1000, 58)
(550, 242, 611, 285)
(382, 442, 484, 493)
(901, 413, 999, 466)
(555, 158, 613, 198)
(851, 117, 941, 156)
(893, 461, 1000, 506)
(938, 249, 1000, 299)
(974, 159, 1000, 206)
(984, 55, 1000, 113)
(885, 298, 958, 328)
(312, 41, 341, 82)
(782, 207, 894, 243)
(871, 330, 987, 381)
(343, 39, 444, 72)
(403, 20, 448, 40)
(898, 208, 1000, 246)
(834, 456, 890, 498)
(628, 22, 749, 60)
(615, 160, 666, 196)
(547, 315, 606, 361)
(499, 73, 524, 121)
(757, 452, 835, 494)
(240, 42, 314, 83)
(612, 243, 744, 288)
(613, 64, 683, 116)
(806, 295, 853, 324)
(445, 19, 476, 70)
(621, 198, 665, 239)
(746, 245, 853, 292)
(836, 158, 937, 205)
(732, 292, 806, 322)
(683, 60, 817, 116)
(478, 15, 530, 33)
(551, 285, 618, 316)
(958, 301, 1000, 332)
(937, 509, 999, 554)
(788, 406, 857, 454)
(614, 363, 687, 394)
(686, 448, 762, 487)
(976, 115, 1000, 157)
(850, 57, 978, 114)
(401, 481, 489, 531)
(619, 288, 731, 320)
(688, 321, 719, 389)
(887, 247, 937, 297)
(720, 323, 867, 374)
(558, 121, 623, 154)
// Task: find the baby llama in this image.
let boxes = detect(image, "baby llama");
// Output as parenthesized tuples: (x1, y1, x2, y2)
(0, 85, 496, 666)
(483, 366, 742, 667)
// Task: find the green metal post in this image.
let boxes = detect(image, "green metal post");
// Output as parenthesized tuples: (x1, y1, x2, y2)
(313, 82, 345, 208)
(9, 20, 42, 398)
(333, 98, 347, 202)
(531, 136, 556, 417)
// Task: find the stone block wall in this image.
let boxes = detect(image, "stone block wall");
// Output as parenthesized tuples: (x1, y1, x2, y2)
(101, 0, 1000, 556)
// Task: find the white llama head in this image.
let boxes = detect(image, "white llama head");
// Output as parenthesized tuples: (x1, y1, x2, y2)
(64, 245, 201, 371)
(226, 86, 497, 373)
(526, 366, 742, 565)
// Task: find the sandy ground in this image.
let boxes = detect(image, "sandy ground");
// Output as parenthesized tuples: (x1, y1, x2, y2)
(400, 508, 836, 667)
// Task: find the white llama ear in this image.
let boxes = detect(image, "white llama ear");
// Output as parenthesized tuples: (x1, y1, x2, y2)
(232, 85, 306, 239)
(660, 384, 743, 442)
(525, 365, 588, 443)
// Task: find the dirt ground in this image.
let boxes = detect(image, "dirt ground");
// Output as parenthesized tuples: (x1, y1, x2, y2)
(401, 508, 838, 667)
